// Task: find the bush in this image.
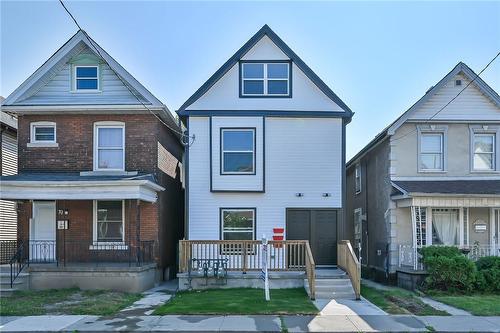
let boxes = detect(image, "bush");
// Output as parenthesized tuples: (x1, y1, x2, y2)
(423, 255, 476, 292)
(420, 246, 462, 259)
(475, 256, 500, 271)
(475, 256, 500, 292)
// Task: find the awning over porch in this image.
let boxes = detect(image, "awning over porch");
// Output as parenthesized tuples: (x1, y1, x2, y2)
(0, 172, 164, 203)
(391, 180, 500, 208)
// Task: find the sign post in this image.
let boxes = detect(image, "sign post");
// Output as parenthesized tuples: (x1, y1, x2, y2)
(261, 235, 270, 301)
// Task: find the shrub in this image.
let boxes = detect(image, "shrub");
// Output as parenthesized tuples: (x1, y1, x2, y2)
(475, 256, 500, 292)
(475, 256, 500, 271)
(424, 251, 477, 292)
(420, 246, 462, 260)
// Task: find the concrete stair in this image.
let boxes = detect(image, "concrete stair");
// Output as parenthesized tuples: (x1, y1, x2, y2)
(304, 268, 356, 300)
(0, 265, 29, 297)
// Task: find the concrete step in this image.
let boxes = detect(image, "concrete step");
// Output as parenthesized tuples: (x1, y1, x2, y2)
(315, 268, 347, 279)
(0, 287, 22, 297)
(314, 291, 356, 299)
(310, 278, 352, 286)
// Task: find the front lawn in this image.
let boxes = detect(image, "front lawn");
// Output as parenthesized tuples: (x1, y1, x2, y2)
(154, 288, 318, 315)
(0, 288, 141, 316)
(361, 284, 449, 316)
(429, 294, 500, 316)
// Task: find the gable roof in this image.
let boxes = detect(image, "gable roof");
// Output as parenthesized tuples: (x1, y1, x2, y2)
(1, 30, 178, 129)
(347, 61, 500, 168)
(177, 25, 352, 116)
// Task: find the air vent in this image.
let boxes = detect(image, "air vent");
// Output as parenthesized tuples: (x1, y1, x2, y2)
(455, 79, 462, 86)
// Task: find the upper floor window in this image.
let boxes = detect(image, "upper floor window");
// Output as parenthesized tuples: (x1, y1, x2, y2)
(75, 65, 99, 91)
(221, 128, 255, 174)
(94, 122, 125, 171)
(419, 132, 444, 171)
(473, 133, 496, 171)
(30, 122, 56, 143)
(240, 62, 290, 97)
(355, 163, 361, 194)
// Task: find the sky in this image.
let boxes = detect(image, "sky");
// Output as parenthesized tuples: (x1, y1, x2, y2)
(1, 0, 499, 159)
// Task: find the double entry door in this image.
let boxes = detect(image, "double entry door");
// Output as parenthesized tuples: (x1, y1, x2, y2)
(286, 209, 338, 265)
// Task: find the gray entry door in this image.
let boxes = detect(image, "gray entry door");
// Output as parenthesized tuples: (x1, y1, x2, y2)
(286, 209, 338, 265)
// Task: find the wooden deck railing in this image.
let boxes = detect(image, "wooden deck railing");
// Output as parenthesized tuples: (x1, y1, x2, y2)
(337, 240, 361, 300)
(178, 240, 316, 299)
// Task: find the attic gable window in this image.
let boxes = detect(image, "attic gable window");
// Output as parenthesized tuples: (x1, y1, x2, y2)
(75, 65, 99, 91)
(240, 61, 291, 97)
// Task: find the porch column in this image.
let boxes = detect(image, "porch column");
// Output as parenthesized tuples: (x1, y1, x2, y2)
(136, 199, 141, 265)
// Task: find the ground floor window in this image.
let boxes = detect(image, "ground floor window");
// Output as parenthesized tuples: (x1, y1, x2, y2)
(431, 208, 460, 246)
(220, 208, 255, 240)
(94, 200, 124, 242)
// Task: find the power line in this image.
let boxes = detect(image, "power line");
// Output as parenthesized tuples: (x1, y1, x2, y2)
(58, 0, 194, 146)
(391, 52, 499, 142)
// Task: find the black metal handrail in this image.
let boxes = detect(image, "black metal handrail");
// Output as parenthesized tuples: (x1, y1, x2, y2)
(9, 240, 28, 288)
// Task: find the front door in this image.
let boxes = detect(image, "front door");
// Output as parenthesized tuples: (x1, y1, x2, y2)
(286, 209, 338, 265)
(30, 201, 56, 262)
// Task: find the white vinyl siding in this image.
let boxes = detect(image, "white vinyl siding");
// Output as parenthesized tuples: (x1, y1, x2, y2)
(408, 74, 499, 121)
(0, 131, 17, 240)
(17, 45, 149, 106)
(188, 117, 342, 240)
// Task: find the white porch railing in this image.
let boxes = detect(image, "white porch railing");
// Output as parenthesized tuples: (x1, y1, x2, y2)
(398, 244, 500, 270)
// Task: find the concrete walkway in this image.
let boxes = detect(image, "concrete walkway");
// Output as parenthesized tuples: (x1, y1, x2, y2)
(1, 314, 500, 332)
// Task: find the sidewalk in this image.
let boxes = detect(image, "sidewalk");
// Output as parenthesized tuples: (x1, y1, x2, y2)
(1, 314, 500, 332)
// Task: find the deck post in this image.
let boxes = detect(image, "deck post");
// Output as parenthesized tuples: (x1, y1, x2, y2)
(136, 199, 141, 265)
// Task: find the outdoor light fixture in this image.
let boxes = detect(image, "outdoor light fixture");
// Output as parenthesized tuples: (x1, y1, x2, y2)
(295, 193, 304, 197)
(322, 193, 331, 197)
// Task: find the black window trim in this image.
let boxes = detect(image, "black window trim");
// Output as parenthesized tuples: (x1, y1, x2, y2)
(239, 60, 292, 98)
(220, 127, 257, 175)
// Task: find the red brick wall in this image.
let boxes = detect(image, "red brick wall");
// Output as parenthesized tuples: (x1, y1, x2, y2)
(17, 199, 159, 263)
(17, 114, 158, 172)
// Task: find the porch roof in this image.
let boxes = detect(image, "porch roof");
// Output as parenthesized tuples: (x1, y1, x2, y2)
(392, 180, 500, 196)
(0, 172, 164, 203)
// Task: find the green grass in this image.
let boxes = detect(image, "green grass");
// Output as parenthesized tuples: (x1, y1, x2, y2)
(153, 288, 318, 315)
(361, 284, 449, 316)
(429, 294, 500, 316)
(0, 288, 141, 316)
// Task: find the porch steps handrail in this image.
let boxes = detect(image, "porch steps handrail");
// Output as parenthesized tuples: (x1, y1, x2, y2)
(9, 240, 28, 288)
(337, 240, 361, 300)
(304, 241, 316, 300)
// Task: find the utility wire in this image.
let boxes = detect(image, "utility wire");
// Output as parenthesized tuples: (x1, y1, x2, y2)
(391, 51, 499, 142)
(58, 0, 194, 146)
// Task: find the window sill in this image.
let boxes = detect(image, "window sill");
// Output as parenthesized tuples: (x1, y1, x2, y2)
(470, 170, 500, 174)
(417, 170, 447, 173)
(80, 171, 137, 176)
(70, 90, 102, 94)
(27, 142, 59, 148)
(89, 243, 128, 250)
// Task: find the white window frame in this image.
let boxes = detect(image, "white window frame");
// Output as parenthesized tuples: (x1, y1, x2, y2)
(472, 133, 496, 171)
(221, 128, 255, 175)
(93, 121, 125, 172)
(92, 200, 126, 248)
(241, 62, 290, 97)
(73, 65, 100, 92)
(28, 122, 58, 147)
(220, 208, 256, 241)
(417, 126, 447, 173)
(355, 163, 362, 194)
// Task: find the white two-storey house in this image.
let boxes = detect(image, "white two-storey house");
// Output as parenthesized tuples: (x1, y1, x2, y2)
(178, 25, 353, 266)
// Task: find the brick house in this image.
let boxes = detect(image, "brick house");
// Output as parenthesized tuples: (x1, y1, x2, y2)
(0, 30, 184, 292)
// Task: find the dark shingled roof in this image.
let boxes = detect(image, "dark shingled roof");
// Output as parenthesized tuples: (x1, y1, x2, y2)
(392, 180, 500, 196)
(0, 172, 158, 183)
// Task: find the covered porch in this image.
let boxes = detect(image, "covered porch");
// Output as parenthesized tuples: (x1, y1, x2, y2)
(392, 180, 500, 270)
(0, 172, 164, 292)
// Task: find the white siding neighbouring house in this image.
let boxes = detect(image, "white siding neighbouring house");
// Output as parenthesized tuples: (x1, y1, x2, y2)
(0, 105, 18, 241)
